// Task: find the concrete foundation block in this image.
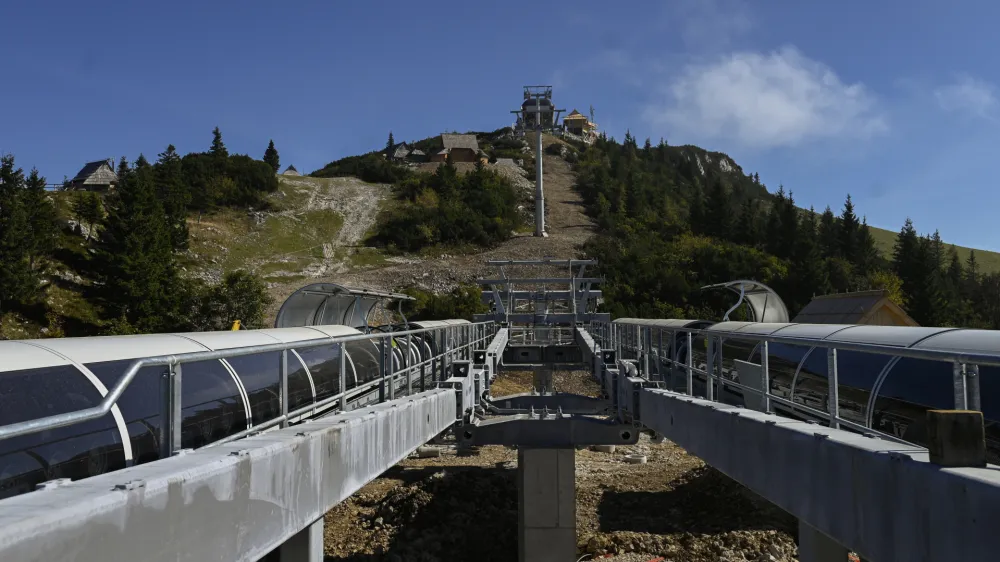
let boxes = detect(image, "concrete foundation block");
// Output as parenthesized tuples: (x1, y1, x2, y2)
(278, 518, 324, 562)
(518, 448, 575, 562)
(927, 410, 987, 467)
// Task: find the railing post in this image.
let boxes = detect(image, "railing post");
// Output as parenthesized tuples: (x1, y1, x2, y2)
(388, 337, 396, 401)
(379, 337, 387, 403)
(969, 364, 982, 412)
(405, 333, 412, 396)
(761, 341, 771, 413)
(686, 331, 694, 396)
(160, 363, 182, 458)
(439, 328, 448, 382)
(642, 327, 651, 377)
(656, 328, 663, 381)
(339, 342, 347, 412)
(669, 329, 676, 390)
(280, 350, 289, 428)
(827, 348, 840, 429)
(953, 361, 968, 410)
(706, 337, 715, 401)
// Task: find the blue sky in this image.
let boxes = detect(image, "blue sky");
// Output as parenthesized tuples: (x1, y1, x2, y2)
(3, 0, 997, 250)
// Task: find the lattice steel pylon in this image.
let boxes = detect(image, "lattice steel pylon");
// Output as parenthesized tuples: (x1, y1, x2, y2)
(512, 86, 564, 237)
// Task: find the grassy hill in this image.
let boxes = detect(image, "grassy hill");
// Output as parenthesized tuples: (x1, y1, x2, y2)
(868, 225, 1000, 273)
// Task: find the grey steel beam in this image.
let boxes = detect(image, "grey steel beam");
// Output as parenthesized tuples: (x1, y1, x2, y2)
(479, 290, 603, 301)
(484, 392, 611, 415)
(486, 259, 596, 266)
(637, 389, 1000, 562)
(458, 414, 640, 448)
(477, 278, 602, 285)
(0, 390, 457, 562)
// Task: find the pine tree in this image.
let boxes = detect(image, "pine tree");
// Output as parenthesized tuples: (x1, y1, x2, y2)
(72, 191, 104, 241)
(929, 230, 945, 271)
(778, 188, 799, 259)
(855, 217, 880, 273)
(735, 199, 759, 247)
(753, 172, 760, 184)
(386, 131, 395, 153)
(892, 218, 919, 281)
(23, 168, 58, 270)
(790, 208, 829, 309)
(839, 194, 860, 264)
(764, 189, 785, 258)
(263, 140, 280, 173)
(155, 145, 191, 251)
(211, 127, 228, 157)
(688, 185, 707, 235)
(817, 206, 840, 259)
(95, 156, 182, 332)
(705, 180, 733, 240)
(0, 155, 39, 309)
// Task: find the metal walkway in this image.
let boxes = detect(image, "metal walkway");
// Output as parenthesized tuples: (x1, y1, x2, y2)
(2, 260, 1000, 561)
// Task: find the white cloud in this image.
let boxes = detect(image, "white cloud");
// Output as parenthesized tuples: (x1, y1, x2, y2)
(645, 47, 886, 149)
(934, 75, 996, 119)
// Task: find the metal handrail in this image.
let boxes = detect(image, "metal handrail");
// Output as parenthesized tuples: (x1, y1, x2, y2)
(590, 321, 990, 443)
(0, 322, 495, 443)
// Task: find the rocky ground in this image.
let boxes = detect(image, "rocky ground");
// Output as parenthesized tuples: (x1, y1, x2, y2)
(322, 371, 800, 562)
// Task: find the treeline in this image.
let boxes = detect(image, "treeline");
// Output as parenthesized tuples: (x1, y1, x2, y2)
(0, 128, 281, 337)
(575, 133, 1000, 328)
(371, 159, 522, 252)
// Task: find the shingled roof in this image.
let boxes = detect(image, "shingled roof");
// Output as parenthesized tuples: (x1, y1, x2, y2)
(792, 290, 918, 326)
(71, 160, 116, 183)
(441, 134, 479, 151)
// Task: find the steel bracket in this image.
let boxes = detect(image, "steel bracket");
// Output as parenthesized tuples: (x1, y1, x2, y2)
(457, 414, 640, 447)
(484, 392, 612, 415)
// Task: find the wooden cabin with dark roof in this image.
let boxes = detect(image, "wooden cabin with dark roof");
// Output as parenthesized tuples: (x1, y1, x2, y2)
(792, 290, 919, 327)
(429, 134, 486, 164)
(69, 160, 117, 191)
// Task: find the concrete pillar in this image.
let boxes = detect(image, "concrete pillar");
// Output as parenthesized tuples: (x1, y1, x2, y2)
(798, 520, 848, 562)
(518, 448, 575, 562)
(278, 518, 324, 562)
(533, 367, 554, 394)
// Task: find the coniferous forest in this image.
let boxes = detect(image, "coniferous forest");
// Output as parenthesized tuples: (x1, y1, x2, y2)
(574, 133, 997, 328)
(0, 128, 276, 337)
(3, 126, 1000, 337)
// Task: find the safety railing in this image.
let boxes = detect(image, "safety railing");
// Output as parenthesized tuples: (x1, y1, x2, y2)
(590, 321, 991, 447)
(0, 321, 497, 459)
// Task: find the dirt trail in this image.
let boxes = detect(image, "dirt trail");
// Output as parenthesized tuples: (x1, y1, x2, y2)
(266, 136, 594, 316)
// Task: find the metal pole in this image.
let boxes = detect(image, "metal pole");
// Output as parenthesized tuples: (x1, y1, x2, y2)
(388, 337, 395, 401)
(405, 333, 412, 396)
(827, 348, 840, 429)
(953, 361, 968, 410)
(378, 337, 387, 403)
(280, 350, 289, 428)
(642, 327, 651, 377)
(339, 343, 347, 411)
(656, 329, 663, 382)
(969, 364, 982, 411)
(706, 337, 715, 401)
(761, 341, 771, 413)
(686, 332, 694, 396)
(160, 364, 182, 458)
(535, 126, 545, 237)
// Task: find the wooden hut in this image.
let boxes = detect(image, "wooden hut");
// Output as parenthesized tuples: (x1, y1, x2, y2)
(69, 160, 117, 191)
(792, 290, 919, 327)
(282, 165, 300, 176)
(430, 134, 486, 164)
